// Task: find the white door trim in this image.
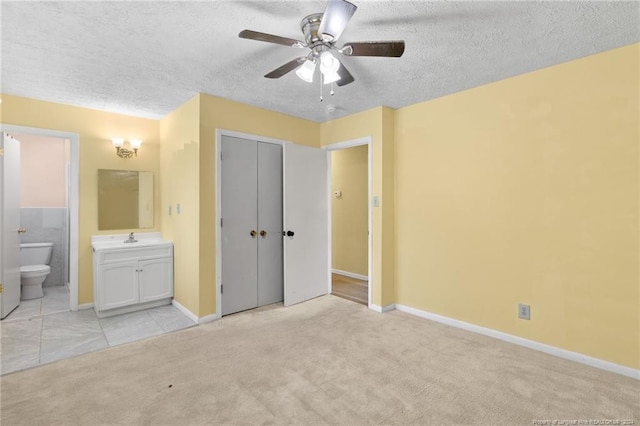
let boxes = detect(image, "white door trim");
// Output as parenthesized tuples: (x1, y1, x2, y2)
(323, 137, 373, 310)
(214, 129, 293, 317)
(0, 124, 80, 311)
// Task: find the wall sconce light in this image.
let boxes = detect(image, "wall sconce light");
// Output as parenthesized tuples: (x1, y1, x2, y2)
(112, 138, 142, 159)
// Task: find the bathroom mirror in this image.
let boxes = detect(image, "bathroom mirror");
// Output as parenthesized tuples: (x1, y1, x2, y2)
(98, 169, 154, 230)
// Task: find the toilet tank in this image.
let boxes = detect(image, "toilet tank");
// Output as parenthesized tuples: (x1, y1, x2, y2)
(20, 243, 53, 266)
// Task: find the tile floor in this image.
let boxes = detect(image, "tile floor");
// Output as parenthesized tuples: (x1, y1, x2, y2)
(1, 286, 197, 375)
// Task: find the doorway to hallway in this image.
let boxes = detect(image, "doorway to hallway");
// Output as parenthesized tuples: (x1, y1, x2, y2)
(326, 138, 372, 308)
(331, 273, 367, 305)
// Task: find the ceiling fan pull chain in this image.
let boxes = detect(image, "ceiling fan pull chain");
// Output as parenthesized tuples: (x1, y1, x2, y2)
(330, 83, 335, 96)
(320, 72, 324, 102)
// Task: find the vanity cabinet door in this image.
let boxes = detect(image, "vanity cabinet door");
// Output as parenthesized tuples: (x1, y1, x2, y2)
(98, 260, 139, 310)
(138, 257, 173, 303)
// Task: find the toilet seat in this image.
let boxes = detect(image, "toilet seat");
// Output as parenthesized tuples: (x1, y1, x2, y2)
(20, 264, 51, 277)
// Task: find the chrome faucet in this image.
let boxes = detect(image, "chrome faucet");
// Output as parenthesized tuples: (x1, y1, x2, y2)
(124, 232, 138, 243)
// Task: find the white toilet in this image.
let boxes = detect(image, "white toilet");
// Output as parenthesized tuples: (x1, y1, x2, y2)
(20, 242, 53, 300)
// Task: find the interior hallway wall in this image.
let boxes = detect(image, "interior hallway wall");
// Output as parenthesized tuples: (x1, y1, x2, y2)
(321, 107, 395, 308)
(331, 145, 368, 277)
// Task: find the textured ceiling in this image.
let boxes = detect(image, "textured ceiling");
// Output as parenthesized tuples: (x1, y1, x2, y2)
(1, 1, 638, 123)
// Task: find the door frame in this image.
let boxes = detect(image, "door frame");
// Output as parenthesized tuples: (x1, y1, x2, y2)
(323, 137, 373, 309)
(0, 124, 80, 311)
(215, 129, 290, 317)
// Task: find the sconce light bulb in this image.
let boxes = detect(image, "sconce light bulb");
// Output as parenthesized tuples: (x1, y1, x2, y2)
(130, 140, 142, 149)
(111, 138, 124, 148)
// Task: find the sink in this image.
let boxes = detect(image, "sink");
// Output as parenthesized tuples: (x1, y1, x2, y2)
(91, 232, 171, 252)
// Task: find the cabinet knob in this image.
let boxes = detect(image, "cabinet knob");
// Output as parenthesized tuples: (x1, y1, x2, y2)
(260, 230, 267, 237)
(250, 230, 257, 238)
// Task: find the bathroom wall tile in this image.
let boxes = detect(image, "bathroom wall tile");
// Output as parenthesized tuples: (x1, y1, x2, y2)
(0, 317, 43, 375)
(147, 305, 196, 333)
(99, 311, 164, 347)
(19, 208, 42, 230)
(40, 310, 108, 364)
(42, 208, 65, 228)
(21, 227, 56, 245)
(45, 241, 65, 286)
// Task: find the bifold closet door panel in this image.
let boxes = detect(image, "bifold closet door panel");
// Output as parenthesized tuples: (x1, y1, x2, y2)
(257, 142, 283, 306)
(221, 136, 258, 316)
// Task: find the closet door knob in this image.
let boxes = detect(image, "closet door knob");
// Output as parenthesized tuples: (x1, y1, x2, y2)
(17, 227, 27, 234)
(250, 230, 257, 238)
(260, 230, 267, 237)
(286, 230, 295, 237)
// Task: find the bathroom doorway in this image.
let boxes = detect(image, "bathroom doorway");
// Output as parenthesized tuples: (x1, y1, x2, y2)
(325, 138, 372, 308)
(1, 124, 79, 316)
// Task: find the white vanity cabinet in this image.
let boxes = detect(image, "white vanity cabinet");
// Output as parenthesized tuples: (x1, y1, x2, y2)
(138, 257, 173, 303)
(92, 233, 173, 318)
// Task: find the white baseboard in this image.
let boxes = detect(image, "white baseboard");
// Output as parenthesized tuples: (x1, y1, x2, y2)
(198, 313, 220, 324)
(172, 299, 199, 323)
(78, 303, 93, 310)
(332, 269, 368, 281)
(369, 303, 396, 313)
(394, 304, 639, 380)
(172, 299, 220, 324)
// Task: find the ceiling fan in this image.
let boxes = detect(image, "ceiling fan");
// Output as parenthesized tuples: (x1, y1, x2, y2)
(239, 0, 405, 92)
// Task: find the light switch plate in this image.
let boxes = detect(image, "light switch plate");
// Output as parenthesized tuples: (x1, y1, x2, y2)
(373, 196, 380, 207)
(518, 304, 530, 320)
(176, 203, 181, 214)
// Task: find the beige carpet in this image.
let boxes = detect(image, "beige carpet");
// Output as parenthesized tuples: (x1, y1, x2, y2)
(1, 295, 638, 425)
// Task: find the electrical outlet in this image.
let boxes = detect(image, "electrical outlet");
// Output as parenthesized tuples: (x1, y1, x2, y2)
(518, 304, 530, 320)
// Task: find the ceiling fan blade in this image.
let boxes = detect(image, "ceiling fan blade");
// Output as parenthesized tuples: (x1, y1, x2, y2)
(336, 61, 354, 87)
(264, 57, 306, 79)
(342, 41, 405, 57)
(239, 30, 305, 48)
(317, 0, 357, 42)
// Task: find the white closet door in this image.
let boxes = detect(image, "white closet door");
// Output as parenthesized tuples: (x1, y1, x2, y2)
(257, 142, 283, 306)
(1, 133, 22, 319)
(283, 143, 329, 306)
(221, 136, 258, 315)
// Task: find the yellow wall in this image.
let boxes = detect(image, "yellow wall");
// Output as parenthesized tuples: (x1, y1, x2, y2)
(321, 107, 395, 307)
(394, 44, 639, 369)
(0, 95, 161, 304)
(159, 94, 201, 315)
(331, 145, 368, 276)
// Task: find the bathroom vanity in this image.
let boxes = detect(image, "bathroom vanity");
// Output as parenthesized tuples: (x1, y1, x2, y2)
(91, 232, 173, 318)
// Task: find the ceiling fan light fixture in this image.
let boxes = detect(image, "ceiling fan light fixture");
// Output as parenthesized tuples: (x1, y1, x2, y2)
(318, 0, 357, 42)
(320, 52, 341, 84)
(320, 52, 340, 84)
(323, 71, 341, 85)
(295, 59, 316, 83)
(320, 52, 340, 73)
